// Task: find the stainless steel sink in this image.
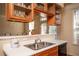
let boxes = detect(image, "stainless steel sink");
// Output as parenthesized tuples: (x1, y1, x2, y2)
(24, 42, 55, 50)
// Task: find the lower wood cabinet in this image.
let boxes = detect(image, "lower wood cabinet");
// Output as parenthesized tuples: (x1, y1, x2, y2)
(32, 46, 58, 56)
(47, 51, 58, 56)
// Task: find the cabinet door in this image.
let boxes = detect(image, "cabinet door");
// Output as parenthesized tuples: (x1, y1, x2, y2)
(47, 46, 58, 56)
(34, 3, 47, 13)
(47, 4, 56, 25)
(33, 46, 58, 56)
(6, 3, 33, 22)
(6, 4, 13, 20)
(33, 52, 48, 56)
(48, 51, 58, 56)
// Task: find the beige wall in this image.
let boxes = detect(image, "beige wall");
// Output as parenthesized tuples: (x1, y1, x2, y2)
(61, 3, 79, 55)
(0, 16, 24, 35)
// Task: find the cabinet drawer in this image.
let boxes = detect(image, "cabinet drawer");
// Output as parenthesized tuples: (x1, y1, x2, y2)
(47, 46, 58, 52)
(48, 50, 58, 56)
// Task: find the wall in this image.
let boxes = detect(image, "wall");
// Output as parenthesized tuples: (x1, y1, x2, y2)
(61, 3, 79, 55)
(0, 16, 24, 35)
(33, 13, 41, 34)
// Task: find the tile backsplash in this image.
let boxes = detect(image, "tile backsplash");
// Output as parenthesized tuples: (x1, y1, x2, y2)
(0, 34, 55, 41)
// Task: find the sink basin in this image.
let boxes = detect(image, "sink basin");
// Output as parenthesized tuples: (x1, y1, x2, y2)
(24, 42, 55, 50)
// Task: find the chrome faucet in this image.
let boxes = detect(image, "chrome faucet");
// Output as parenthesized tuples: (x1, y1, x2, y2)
(35, 39, 41, 44)
(34, 39, 41, 50)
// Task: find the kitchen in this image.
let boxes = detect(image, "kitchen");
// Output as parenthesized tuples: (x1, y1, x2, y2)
(0, 3, 79, 56)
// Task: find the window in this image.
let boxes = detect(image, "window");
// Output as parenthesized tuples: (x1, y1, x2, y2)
(41, 23, 47, 34)
(40, 13, 47, 21)
(73, 9, 79, 45)
(40, 13, 47, 34)
(29, 21, 34, 35)
(49, 26, 57, 34)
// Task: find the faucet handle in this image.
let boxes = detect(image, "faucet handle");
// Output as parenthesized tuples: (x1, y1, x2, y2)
(35, 39, 41, 44)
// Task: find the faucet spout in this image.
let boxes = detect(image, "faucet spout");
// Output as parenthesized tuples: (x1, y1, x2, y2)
(35, 39, 41, 44)
(34, 39, 41, 50)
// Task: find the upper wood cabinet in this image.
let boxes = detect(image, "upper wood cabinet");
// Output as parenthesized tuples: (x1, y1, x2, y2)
(47, 3, 63, 25)
(55, 4, 63, 25)
(47, 4, 56, 25)
(6, 3, 63, 23)
(6, 3, 33, 22)
(33, 3, 53, 17)
(33, 3, 47, 13)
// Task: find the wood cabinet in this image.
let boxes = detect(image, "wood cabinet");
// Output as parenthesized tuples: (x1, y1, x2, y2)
(47, 4, 56, 25)
(34, 3, 47, 13)
(6, 3, 33, 22)
(32, 46, 58, 56)
(47, 3, 63, 25)
(55, 4, 63, 25)
(34, 3, 53, 17)
(32, 43, 67, 56)
(6, 3, 63, 24)
(47, 3, 63, 39)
